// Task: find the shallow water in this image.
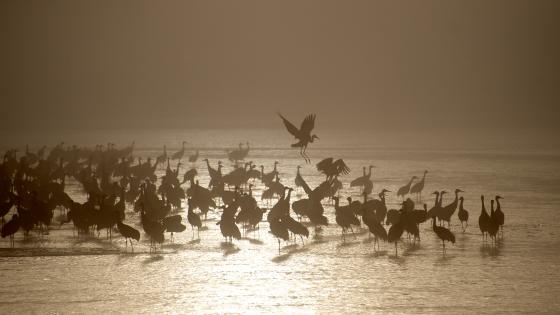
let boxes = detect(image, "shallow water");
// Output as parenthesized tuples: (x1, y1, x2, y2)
(1, 129, 560, 314)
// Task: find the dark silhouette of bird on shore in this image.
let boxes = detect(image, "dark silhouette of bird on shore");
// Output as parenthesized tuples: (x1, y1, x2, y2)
(458, 197, 469, 232)
(397, 176, 417, 199)
(278, 113, 318, 163)
(1, 213, 20, 248)
(479, 195, 490, 242)
(495, 195, 505, 237)
(410, 170, 428, 201)
(187, 199, 202, 239)
(116, 214, 140, 252)
(432, 218, 455, 254)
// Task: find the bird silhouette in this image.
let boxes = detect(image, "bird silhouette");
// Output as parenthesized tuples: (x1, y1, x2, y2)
(488, 199, 499, 245)
(478, 195, 490, 242)
(432, 218, 455, 254)
(116, 215, 140, 252)
(316, 158, 350, 181)
(350, 165, 374, 194)
(397, 176, 418, 199)
(278, 113, 318, 163)
(361, 207, 387, 251)
(457, 197, 469, 232)
(1, 213, 20, 247)
(387, 213, 405, 257)
(186, 198, 202, 239)
(410, 170, 428, 201)
(188, 149, 199, 163)
(438, 189, 464, 227)
(494, 196, 505, 237)
(171, 141, 187, 160)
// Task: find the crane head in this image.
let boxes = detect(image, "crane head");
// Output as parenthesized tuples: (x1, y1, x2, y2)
(456, 189, 464, 193)
(496, 195, 503, 200)
(311, 134, 319, 141)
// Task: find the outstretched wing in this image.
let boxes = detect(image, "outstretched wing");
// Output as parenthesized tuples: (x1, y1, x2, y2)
(300, 114, 316, 135)
(316, 157, 333, 174)
(334, 159, 350, 176)
(278, 113, 300, 138)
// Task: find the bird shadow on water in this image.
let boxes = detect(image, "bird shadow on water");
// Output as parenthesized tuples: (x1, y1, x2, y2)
(366, 250, 388, 258)
(220, 242, 241, 256)
(479, 244, 502, 257)
(142, 254, 164, 264)
(336, 240, 360, 249)
(240, 237, 264, 245)
(186, 239, 201, 245)
(272, 244, 309, 263)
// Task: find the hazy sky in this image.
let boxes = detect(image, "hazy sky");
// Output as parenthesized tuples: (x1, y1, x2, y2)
(1, 0, 559, 133)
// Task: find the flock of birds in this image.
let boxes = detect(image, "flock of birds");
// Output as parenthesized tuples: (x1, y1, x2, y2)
(0, 113, 505, 257)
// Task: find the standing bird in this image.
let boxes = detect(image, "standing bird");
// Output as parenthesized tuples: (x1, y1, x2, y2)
(457, 197, 469, 232)
(396, 176, 418, 199)
(387, 214, 405, 257)
(350, 165, 374, 194)
(187, 199, 202, 239)
(361, 207, 387, 251)
(488, 200, 499, 245)
(188, 149, 199, 163)
(438, 189, 464, 227)
(1, 214, 20, 248)
(432, 218, 455, 254)
(478, 195, 490, 242)
(171, 141, 187, 160)
(278, 113, 319, 163)
(494, 196, 505, 237)
(269, 217, 290, 254)
(116, 216, 140, 252)
(410, 170, 428, 201)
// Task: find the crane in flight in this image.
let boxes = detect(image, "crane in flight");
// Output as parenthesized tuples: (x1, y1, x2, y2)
(278, 113, 319, 163)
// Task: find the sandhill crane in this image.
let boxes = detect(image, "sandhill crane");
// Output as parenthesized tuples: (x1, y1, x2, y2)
(294, 165, 305, 193)
(432, 218, 455, 254)
(163, 215, 186, 243)
(427, 191, 445, 219)
(316, 158, 350, 181)
(360, 207, 387, 251)
(261, 161, 279, 187)
(458, 197, 469, 232)
(388, 213, 405, 257)
(396, 176, 418, 199)
(269, 217, 289, 254)
(171, 141, 187, 160)
(141, 210, 165, 252)
(410, 170, 428, 201)
(412, 204, 428, 227)
(278, 113, 319, 163)
(1, 213, 20, 247)
(478, 195, 490, 242)
(188, 149, 199, 163)
(156, 145, 168, 166)
(350, 165, 374, 193)
(187, 199, 202, 239)
(494, 196, 505, 237)
(217, 205, 241, 243)
(333, 196, 360, 241)
(116, 217, 140, 252)
(438, 189, 464, 227)
(283, 206, 309, 245)
(488, 199, 499, 245)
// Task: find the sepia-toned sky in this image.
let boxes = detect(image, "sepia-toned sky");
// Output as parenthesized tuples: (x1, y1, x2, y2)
(1, 0, 559, 134)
